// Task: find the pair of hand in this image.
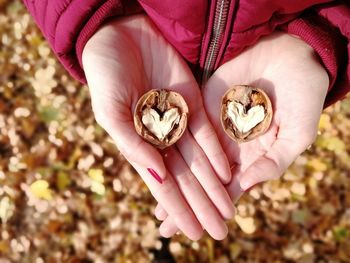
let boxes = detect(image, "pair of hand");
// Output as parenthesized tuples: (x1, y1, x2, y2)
(82, 15, 329, 240)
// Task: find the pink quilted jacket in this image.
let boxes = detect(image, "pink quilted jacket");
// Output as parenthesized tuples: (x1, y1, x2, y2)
(23, 0, 349, 105)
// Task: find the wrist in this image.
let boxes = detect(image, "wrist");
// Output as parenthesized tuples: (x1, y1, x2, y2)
(280, 14, 347, 100)
(83, 14, 149, 64)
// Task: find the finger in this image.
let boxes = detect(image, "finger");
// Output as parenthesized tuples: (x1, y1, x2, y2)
(111, 119, 166, 182)
(156, 173, 243, 221)
(132, 163, 203, 240)
(156, 172, 243, 238)
(188, 108, 232, 184)
(225, 119, 279, 171)
(173, 82, 232, 185)
(176, 130, 235, 220)
(164, 147, 228, 240)
(155, 203, 168, 221)
(200, 80, 243, 172)
(156, 177, 242, 239)
(227, 174, 245, 203)
(239, 137, 309, 190)
(159, 217, 180, 238)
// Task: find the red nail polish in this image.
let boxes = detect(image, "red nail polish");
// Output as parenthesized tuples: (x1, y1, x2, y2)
(147, 168, 163, 184)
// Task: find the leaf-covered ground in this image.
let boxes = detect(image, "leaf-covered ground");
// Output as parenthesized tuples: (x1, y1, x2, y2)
(0, 1, 349, 262)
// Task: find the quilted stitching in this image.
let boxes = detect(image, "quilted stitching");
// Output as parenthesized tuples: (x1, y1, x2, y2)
(53, 0, 74, 48)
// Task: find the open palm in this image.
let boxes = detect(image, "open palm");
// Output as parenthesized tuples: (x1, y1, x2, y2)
(156, 32, 329, 237)
(205, 32, 329, 198)
(83, 15, 235, 240)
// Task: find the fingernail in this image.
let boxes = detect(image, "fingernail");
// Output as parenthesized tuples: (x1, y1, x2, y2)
(147, 168, 163, 184)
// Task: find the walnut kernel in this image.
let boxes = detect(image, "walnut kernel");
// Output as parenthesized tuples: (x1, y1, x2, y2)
(221, 85, 273, 143)
(134, 89, 188, 149)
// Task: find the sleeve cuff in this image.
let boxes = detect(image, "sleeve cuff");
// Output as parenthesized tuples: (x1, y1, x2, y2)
(73, 0, 143, 83)
(280, 13, 347, 106)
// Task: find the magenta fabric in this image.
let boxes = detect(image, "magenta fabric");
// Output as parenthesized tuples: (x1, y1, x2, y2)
(22, 0, 350, 104)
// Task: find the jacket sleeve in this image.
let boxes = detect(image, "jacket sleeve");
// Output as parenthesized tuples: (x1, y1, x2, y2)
(280, 1, 350, 107)
(22, 0, 143, 83)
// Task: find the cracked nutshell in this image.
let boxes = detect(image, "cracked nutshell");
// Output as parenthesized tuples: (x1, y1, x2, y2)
(133, 89, 189, 149)
(221, 85, 273, 143)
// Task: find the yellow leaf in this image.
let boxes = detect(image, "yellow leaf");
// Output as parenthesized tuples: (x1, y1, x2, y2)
(0, 196, 14, 223)
(230, 243, 242, 260)
(315, 136, 346, 154)
(235, 215, 256, 234)
(318, 114, 331, 130)
(88, 169, 105, 195)
(0, 241, 9, 253)
(90, 181, 106, 195)
(29, 180, 53, 200)
(206, 238, 214, 263)
(88, 169, 104, 183)
(56, 171, 71, 191)
(306, 158, 327, 172)
(291, 182, 306, 196)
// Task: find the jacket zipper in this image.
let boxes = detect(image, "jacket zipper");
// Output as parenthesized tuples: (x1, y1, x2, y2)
(201, 0, 230, 85)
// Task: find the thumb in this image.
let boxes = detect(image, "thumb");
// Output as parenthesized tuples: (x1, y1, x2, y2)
(238, 135, 314, 190)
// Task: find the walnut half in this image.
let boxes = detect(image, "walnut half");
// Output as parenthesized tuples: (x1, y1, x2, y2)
(221, 85, 273, 143)
(133, 89, 189, 149)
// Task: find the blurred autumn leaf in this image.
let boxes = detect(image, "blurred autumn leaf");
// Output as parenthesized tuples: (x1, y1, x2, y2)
(0, 196, 14, 224)
(38, 105, 61, 123)
(315, 136, 346, 154)
(29, 180, 53, 200)
(56, 171, 71, 191)
(333, 226, 349, 243)
(88, 169, 106, 195)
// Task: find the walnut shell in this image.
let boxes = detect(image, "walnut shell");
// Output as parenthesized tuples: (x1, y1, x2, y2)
(133, 89, 189, 149)
(220, 85, 273, 143)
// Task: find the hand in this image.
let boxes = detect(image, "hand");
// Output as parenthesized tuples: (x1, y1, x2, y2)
(155, 32, 329, 237)
(82, 15, 235, 240)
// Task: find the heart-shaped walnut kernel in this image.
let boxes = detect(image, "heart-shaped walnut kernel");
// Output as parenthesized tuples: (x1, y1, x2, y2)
(227, 102, 265, 134)
(221, 85, 273, 143)
(142, 108, 180, 141)
(134, 89, 188, 149)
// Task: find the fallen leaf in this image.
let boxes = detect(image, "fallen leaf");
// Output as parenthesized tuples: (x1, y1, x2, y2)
(333, 226, 349, 242)
(0, 241, 9, 253)
(88, 169, 105, 195)
(292, 209, 310, 225)
(29, 180, 53, 200)
(88, 169, 103, 183)
(230, 243, 242, 260)
(315, 136, 346, 154)
(235, 215, 256, 234)
(318, 114, 331, 130)
(0, 196, 14, 223)
(38, 105, 60, 123)
(56, 171, 71, 191)
(306, 158, 327, 172)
